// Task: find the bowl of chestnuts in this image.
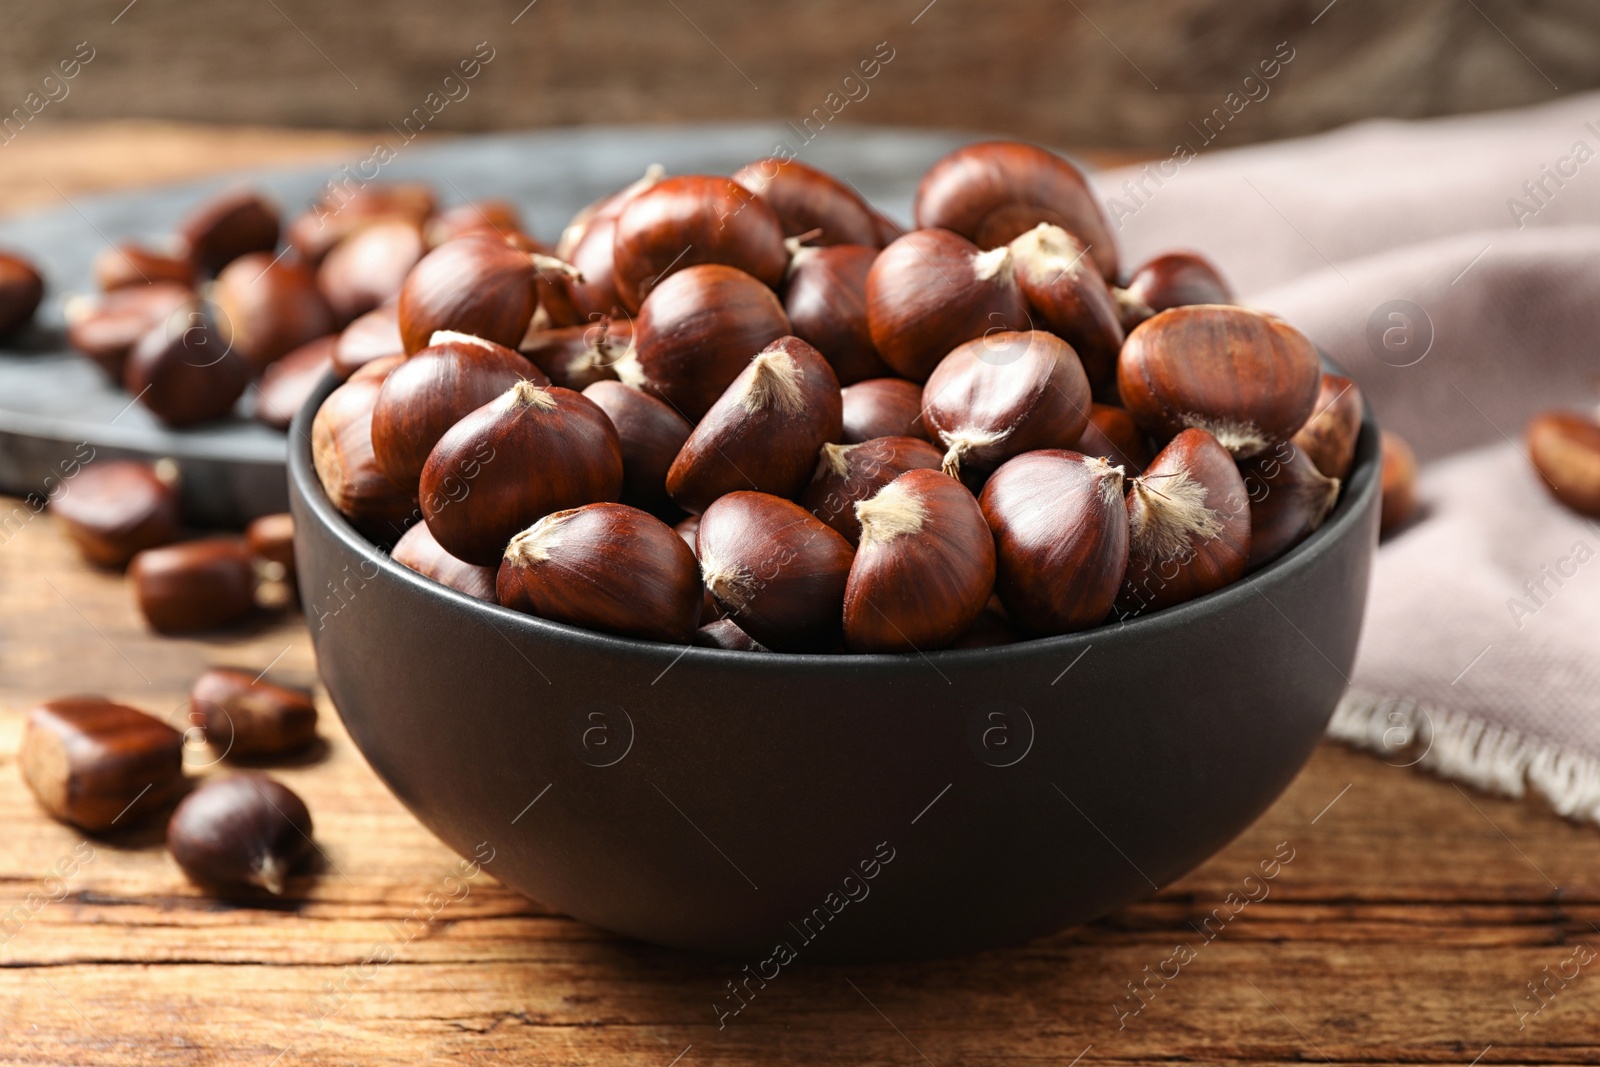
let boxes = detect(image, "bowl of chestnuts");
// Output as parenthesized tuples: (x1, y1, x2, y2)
(288, 140, 1380, 962)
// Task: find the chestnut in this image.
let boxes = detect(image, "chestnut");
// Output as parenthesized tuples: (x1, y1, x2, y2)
(914, 141, 1118, 280)
(124, 306, 253, 427)
(420, 381, 623, 566)
(391, 520, 498, 602)
(538, 213, 629, 327)
(20, 697, 184, 831)
(212, 252, 335, 373)
(1526, 410, 1600, 518)
(666, 336, 842, 514)
(693, 618, 769, 651)
(865, 228, 1030, 382)
(93, 242, 196, 292)
(317, 218, 427, 325)
(1291, 373, 1364, 480)
(696, 491, 855, 652)
(522, 318, 630, 391)
(843, 468, 996, 652)
(841, 377, 927, 443)
(246, 512, 296, 582)
(370, 331, 546, 492)
(980, 450, 1128, 634)
(1117, 428, 1251, 616)
(49, 459, 181, 568)
(166, 775, 313, 895)
(949, 599, 1020, 648)
(556, 164, 667, 260)
(333, 303, 405, 379)
(398, 232, 576, 354)
(800, 435, 944, 545)
(65, 282, 194, 381)
(179, 189, 280, 276)
(619, 264, 791, 421)
(287, 181, 436, 264)
(782, 244, 893, 385)
(1118, 305, 1321, 459)
(1239, 443, 1340, 569)
(1379, 429, 1419, 535)
(730, 158, 882, 246)
(129, 537, 257, 633)
(1120, 251, 1233, 329)
(498, 502, 702, 643)
(922, 330, 1091, 479)
(612, 175, 789, 311)
(311, 368, 419, 544)
(426, 199, 525, 247)
(190, 667, 318, 758)
(0, 250, 44, 336)
(581, 380, 692, 511)
(1008, 223, 1124, 386)
(1076, 402, 1153, 476)
(255, 334, 337, 430)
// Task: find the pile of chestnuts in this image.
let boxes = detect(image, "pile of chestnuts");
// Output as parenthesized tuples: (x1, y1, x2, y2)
(310, 141, 1369, 654)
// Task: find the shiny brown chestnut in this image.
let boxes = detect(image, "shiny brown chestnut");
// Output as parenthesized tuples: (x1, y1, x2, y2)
(286, 181, 436, 264)
(256, 334, 337, 430)
(1118, 304, 1321, 459)
(65, 283, 195, 380)
(581, 380, 692, 511)
(693, 618, 769, 651)
(420, 381, 623, 566)
(801, 435, 944, 545)
(397, 232, 577, 354)
(246, 512, 296, 582)
(317, 218, 427, 325)
(92, 242, 196, 292)
(0, 250, 44, 336)
(1526, 410, 1600, 518)
(498, 502, 702, 643)
(190, 667, 318, 759)
(1008, 223, 1124, 386)
(124, 306, 253, 427)
(1291, 373, 1364, 480)
(618, 264, 791, 421)
(20, 697, 184, 831)
(391, 520, 498, 602)
(731, 158, 883, 246)
(166, 775, 313, 895)
(539, 213, 630, 327)
(666, 336, 842, 514)
(1239, 443, 1340, 569)
(612, 174, 789, 311)
(1117, 428, 1251, 617)
(311, 366, 419, 543)
(949, 598, 1020, 649)
(179, 189, 280, 276)
(782, 244, 893, 385)
(426, 199, 525, 247)
(212, 252, 335, 373)
(922, 330, 1091, 479)
(332, 303, 404, 379)
(914, 141, 1118, 280)
(555, 164, 666, 259)
(840, 377, 927, 443)
(980, 450, 1128, 634)
(865, 228, 1030, 382)
(1076, 402, 1153, 476)
(843, 468, 996, 653)
(370, 331, 545, 492)
(129, 537, 257, 633)
(1119, 251, 1234, 330)
(49, 459, 181, 568)
(696, 491, 855, 652)
(1380, 430, 1419, 535)
(522, 318, 630, 391)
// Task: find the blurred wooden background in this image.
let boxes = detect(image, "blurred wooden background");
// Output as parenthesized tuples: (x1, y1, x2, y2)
(0, 0, 1595, 152)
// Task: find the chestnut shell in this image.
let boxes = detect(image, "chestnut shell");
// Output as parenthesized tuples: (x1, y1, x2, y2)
(731, 158, 882, 246)
(782, 244, 893, 385)
(840, 378, 927, 443)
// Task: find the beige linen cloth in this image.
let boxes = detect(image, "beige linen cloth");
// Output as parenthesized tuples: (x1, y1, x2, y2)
(1099, 92, 1600, 820)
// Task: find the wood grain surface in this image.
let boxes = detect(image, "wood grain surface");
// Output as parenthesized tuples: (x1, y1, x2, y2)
(1, 124, 1597, 1066)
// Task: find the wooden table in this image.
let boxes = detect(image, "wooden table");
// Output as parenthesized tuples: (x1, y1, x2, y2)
(2, 124, 1597, 1066)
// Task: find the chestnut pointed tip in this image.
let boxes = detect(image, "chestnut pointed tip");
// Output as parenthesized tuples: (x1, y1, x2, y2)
(499, 378, 558, 412)
(253, 855, 289, 896)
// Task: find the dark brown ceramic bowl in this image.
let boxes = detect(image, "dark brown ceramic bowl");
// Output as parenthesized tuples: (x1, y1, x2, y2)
(289, 373, 1379, 963)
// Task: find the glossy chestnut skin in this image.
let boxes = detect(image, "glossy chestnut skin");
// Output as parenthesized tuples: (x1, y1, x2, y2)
(782, 244, 893, 385)
(731, 158, 883, 246)
(1118, 305, 1321, 459)
(213, 252, 336, 373)
(620, 264, 791, 422)
(1292, 373, 1364, 480)
(980, 450, 1128, 635)
(914, 141, 1118, 280)
(1526, 410, 1600, 519)
(20, 698, 184, 831)
(497, 502, 702, 644)
(665, 336, 842, 514)
(539, 213, 629, 327)
(66, 283, 195, 380)
(801, 435, 944, 545)
(370, 332, 545, 492)
(1239, 443, 1341, 570)
(695, 491, 855, 653)
(692, 617, 769, 651)
(521, 319, 630, 392)
(865, 229, 1030, 382)
(420, 381, 624, 566)
(426, 200, 525, 247)
(390, 520, 497, 602)
(1009, 223, 1124, 386)
(287, 181, 436, 264)
(124, 307, 253, 428)
(246, 512, 297, 581)
(1379, 430, 1419, 535)
(179, 189, 280, 275)
(0, 251, 44, 336)
(166, 775, 313, 895)
(398, 233, 544, 354)
(256, 335, 337, 430)
(190, 667, 318, 758)
(1075, 402, 1153, 476)
(311, 366, 419, 544)
(92, 242, 196, 292)
(556, 164, 666, 259)
(1123, 251, 1233, 318)
(1117, 428, 1251, 616)
(840, 378, 927, 443)
(612, 175, 789, 311)
(843, 468, 996, 653)
(317, 218, 427, 325)
(921, 330, 1091, 479)
(49, 459, 181, 568)
(129, 538, 257, 633)
(333, 303, 405, 379)
(581, 380, 692, 511)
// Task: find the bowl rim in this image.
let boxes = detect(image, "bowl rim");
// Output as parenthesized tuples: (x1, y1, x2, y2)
(290, 369, 1380, 671)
